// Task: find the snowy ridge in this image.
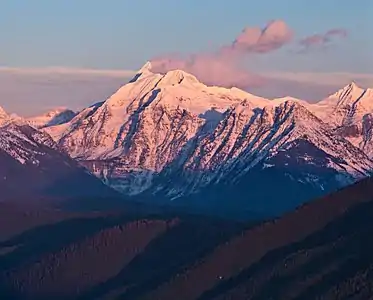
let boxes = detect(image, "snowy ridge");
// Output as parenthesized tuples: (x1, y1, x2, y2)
(0, 106, 23, 127)
(308, 82, 373, 156)
(153, 100, 373, 199)
(38, 64, 373, 202)
(26, 107, 76, 129)
(44, 62, 269, 162)
(0, 123, 57, 165)
(310, 82, 371, 125)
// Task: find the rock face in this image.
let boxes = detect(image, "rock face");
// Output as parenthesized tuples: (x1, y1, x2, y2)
(40, 64, 373, 216)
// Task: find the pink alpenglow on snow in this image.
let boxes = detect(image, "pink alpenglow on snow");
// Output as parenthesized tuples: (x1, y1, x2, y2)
(150, 20, 293, 89)
(298, 28, 347, 52)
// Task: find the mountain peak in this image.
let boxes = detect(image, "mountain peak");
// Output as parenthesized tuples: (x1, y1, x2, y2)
(0, 106, 8, 118)
(346, 81, 359, 89)
(341, 81, 362, 93)
(127, 61, 154, 83)
(0, 106, 20, 127)
(137, 61, 153, 74)
(42, 107, 71, 117)
(331, 81, 365, 102)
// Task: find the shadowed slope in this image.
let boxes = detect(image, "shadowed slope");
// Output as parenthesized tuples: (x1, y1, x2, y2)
(139, 177, 373, 300)
(199, 200, 373, 299)
(0, 212, 243, 300)
(1, 177, 373, 299)
(0, 124, 118, 202)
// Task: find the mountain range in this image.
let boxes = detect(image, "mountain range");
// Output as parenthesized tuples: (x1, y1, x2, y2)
(2, 61, 373, 299)
(1, 62, 373, 217)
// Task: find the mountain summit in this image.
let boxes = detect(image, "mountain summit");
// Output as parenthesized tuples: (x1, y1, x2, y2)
(332, 81, 366, 103)
(0, 106, 23, 127)
(137, 60, 152, 74)
(0, 106, 9, 124)
(309, 82, 373, 156)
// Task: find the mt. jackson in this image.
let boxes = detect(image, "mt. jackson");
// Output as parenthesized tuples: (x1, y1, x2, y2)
(31, 62, 372, 217)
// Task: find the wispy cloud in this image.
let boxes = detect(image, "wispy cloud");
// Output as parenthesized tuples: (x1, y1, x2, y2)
(151, 20, 293, 89)
(227, 19, 293, 54)
(0, 67, 135, 116)
(149, 22, 351, 88)
(297, 28, 347, 53)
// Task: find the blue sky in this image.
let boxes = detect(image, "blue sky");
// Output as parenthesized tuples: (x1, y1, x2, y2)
(1, 0, 372, 115)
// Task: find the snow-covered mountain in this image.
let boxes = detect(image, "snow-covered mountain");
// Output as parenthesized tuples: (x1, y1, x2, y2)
(143, 100, 373, 216)
(0, 106, 76, 130)
(26, 107, 76, 129)
(40, 63, 373, 216)
(0, 106, 8, 122)
(159, 100, 372, 188)
(43, 62, 275, 190)
(307, 82, 373, 156)
(0, 122, 117, 201)
(45, 62, 271, 158)
(0, 106, 23, 127)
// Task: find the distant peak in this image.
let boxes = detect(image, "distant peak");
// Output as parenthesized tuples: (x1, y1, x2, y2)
(0, 107, 23, 126)
(26, 107, 76, 129)
(331, 81, 364, 101)
(53, 106, 69, 111)
(345, 81, 363, 91)
(128, 61, 154, 83)
(344, 81, 360, 90)
(350, 81, 357, 86)
(0, 106, 8, 117)
(45, 107, 73, 116)
(137, 61, 152, 74)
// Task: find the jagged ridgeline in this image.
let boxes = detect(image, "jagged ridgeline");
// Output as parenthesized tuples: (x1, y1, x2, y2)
(34, 63, 373, 217)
